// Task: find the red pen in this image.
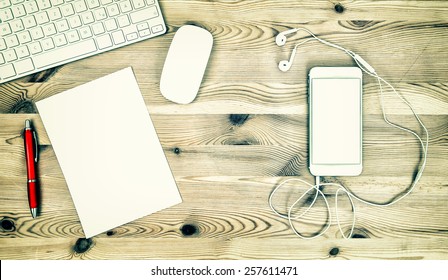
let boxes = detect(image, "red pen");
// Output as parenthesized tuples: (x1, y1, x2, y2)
(24, 119, 39, 218)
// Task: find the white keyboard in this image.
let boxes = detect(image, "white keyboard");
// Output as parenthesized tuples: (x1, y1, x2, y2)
(0, 0, 167, 84)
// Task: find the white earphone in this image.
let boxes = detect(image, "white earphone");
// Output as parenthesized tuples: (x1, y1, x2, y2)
(276, 28, 376, 74)
(271, 27, 429, 239)
(278, 47, 296, 72)
(275, 28, 299, 46)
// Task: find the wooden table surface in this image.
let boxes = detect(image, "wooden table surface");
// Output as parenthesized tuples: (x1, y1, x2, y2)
(0, 0, 447, 260)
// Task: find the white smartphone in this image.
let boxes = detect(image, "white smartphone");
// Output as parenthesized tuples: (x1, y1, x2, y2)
(309, 67, 363, 176)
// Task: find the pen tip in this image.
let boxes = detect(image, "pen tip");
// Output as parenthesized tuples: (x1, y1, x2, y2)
(31, 208, 37, 218)
(25, 119, 31, 128)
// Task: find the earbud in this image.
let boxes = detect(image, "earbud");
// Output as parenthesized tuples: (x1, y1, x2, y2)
(278, 47, 297, 72)
(275, 28, 298, 46)
(278, 60, 292, 72)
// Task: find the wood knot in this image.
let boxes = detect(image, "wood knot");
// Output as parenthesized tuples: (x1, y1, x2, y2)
(0, 218, 15, 231)
(28, 68, 59, 82)
(334, 3, 344, 13)
(350, 20, 371, 28)
(73, 238, 93, 254)
(346, 227, 371, 238)
(225, 139, 254, 145)
(10, 100, 36, 114)
(329, 247, 340, 256)
(173, 147, 181, 155)
(106, 230, 115, 236)
(180, 224, 198, 237)
(229, 114, 250, 126)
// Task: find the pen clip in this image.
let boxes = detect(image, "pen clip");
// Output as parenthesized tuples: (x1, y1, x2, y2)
(33, 130, 38, 162)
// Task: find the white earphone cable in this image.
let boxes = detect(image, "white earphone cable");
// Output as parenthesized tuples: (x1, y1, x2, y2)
(270, 28, 429, 239)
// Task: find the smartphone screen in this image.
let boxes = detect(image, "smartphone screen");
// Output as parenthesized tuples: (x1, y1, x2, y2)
(309, 68, 362, 176)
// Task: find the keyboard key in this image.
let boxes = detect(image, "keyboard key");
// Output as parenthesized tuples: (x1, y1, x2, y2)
(107, 3, 119, 17)
(51, 0, 64, 6)
(0, 23, 12, 36)
(5, 35, 19, 48)
(17, 31, 32, 44)
(92, 22, 104, 35)
(126, 32, 138, 41)
(15, 58, 35, 74)
(29, 41, 42, 54)
(86, 0, 99, 9)
(66, 30, 80, 42)
(137, 22, 148, 31)
(0, 0, 12, 8)
(0, 39, 6, 51)
(55, 19, 69, 32)
(132, 0, 145, 9)
(117, 15, 130, 28)
(11, 19, 25, 32)
(24, 1, 39, 14)
(104, 19, 117, 31)
(81, 11, 94, 24)
(0, 9, 14, 22)
(4, 49, 18, 62)
(48, 8, 62, 21)
(130, 6, 158, 23)
(30, 26, 44, 39)
(68, 15, 82, 28)
(119, 0, 132, 13)
(42, 38, 55, 50)
(146, 0, 155, 5)
(36, 12, 50, 24)
(23, 16, 37, 28)
(54, 34, 67, 47)
(0, 64, 16, 80)
(79, 26, 92, 39)
(96, 34, 112, 49)
(36, 0, 51, 10)
(11, 4, 27, 18)
(152, 24, 164, 33)
(74, 0, 87, 12)
(93, 7, 106, 21)
(43, 23, 57, 36)
(11, 0, 25, 5)
(111, 30, 125, 44)
(33, 39, 97, 68)
(100, 0, 112, 4)
(16, 45, 30, 58)
(0, 54, 4, 64)
(61, 3, 75, 16)
(139, 29, 150, 37)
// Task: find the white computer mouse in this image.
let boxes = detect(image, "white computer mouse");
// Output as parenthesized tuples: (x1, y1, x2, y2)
(160, 25, 213, 104)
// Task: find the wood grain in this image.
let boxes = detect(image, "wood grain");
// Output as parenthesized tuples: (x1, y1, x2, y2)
(1, 82, 447, 114)
(1, 237, 447, 260)
(0, 0, 447, 259)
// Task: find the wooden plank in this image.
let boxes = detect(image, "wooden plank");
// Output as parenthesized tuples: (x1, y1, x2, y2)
(1, 82, 447, 115)
(7, 19, 448, 84)
(0, 142, 442, 178)
(1, 114, 445, 146)
(0, 237, 447, 259)
(159, 0, 448, 21)
(1, 176, 447, 239)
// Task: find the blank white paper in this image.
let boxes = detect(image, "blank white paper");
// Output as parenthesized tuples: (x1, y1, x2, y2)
(36, 67, 182, 238)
